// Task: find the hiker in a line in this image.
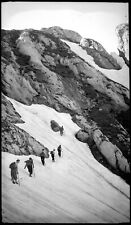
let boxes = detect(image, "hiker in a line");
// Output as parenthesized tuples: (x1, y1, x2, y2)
(57, 145, 62, 157)
(9, 159, 20, 184)
(50, 149, 55, 162)
(40, 149, 46, 166)
(24, 157, 34, 177)
(60, 126, 64, 136)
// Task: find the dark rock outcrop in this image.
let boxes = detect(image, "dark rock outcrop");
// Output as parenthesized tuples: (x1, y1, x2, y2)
(2, 120, 47, 156)
(117, 48, 129, 66)
(2, 93, 49, 156)
(2, 93, 24, 124)
(80, 38, 121, 69)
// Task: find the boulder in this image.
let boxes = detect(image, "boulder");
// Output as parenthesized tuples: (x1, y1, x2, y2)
(50, 120, 61, 132)
(93, 129, 130, 174)
(75, 129, 90, 143)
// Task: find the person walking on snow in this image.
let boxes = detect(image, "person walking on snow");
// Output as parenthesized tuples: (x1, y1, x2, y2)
(40, 149, 46, 166)
(60, 126, 64, 136)
(50, 149, 55, 162)
(9, 159, 20, 184)
(24, 157, 34, 177)
(57, 145, 62, 157)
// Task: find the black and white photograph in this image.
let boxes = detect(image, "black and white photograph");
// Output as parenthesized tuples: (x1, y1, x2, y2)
(2, 2, 129, 223)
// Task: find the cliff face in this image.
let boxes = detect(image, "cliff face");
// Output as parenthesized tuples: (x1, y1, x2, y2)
(116, 23, 129, 66)
(1, 27, 130, 182)
(1, 29, 128, 109)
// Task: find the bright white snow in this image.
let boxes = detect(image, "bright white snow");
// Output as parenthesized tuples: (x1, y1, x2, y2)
(2, 96, 130, 223)
(61, 40, 129, 89)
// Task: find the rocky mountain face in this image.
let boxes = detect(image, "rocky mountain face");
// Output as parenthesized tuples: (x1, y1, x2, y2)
(41, 26, 82, 43)
(1, 27, 130, 183)
(2, 93, 47, 155)
(80, 38, 121, 69)
(116, 23, 129, 66)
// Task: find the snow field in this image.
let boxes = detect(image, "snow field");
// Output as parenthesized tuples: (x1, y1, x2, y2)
(2, 96, 130, 223)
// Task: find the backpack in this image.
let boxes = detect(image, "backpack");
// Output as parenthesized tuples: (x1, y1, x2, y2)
(50, 120, 60, 132)
(9, 162, 16, 169)
(25, 160, 33, 166)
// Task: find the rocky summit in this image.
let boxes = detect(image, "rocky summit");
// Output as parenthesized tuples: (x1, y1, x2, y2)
(1, 26, 130, 183)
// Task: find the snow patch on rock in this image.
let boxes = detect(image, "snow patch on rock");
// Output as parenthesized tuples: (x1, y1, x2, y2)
(61, 39, 129, 89)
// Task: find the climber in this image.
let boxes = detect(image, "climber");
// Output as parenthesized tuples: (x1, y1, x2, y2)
(24, 157, 34, 177)
(57, 145, 62, 157)
(60, 126, 64, 136)
(9, 159, 20, 184)
(50, 149, 55, 162)
(40, 149, 46, 166)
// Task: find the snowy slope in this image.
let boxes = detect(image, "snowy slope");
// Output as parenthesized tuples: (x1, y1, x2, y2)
(2, 96, 130, 223)
(61, 40, 129, 89)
